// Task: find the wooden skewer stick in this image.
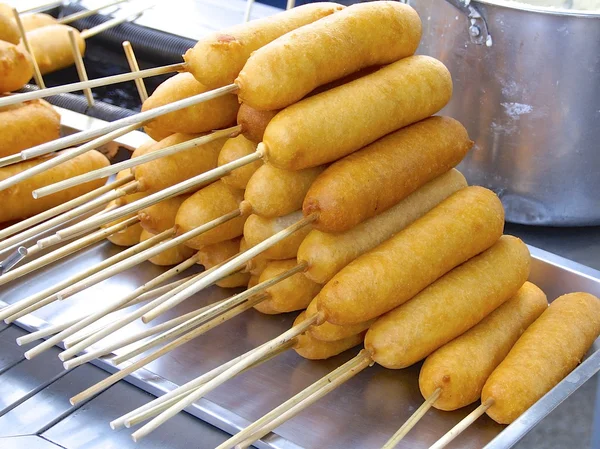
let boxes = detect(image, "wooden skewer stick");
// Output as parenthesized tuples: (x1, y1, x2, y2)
(143, 214, 316, 322)
(122, 41, 148, 103)
(15, 283, 160, 347)
(22, 228, 174, 359)
(79, 4, 154, 40)
(57, 222, 238, 362)
(234, 352, 372, 449)
(68, 28, 94, 107)
(0, 213, 139, 287)
(56, 150, 258, 238)
(12, 7, 45, 89)
(113, 339, 295, 430)
(429, 399, 494, 449)
(380, 388, 442, 449)
(34, 181, 137, 249)
(0, 216, 139, 322)
(117, 263, 306, 364)
(58, 0, 131, 24)
(0, 122, 141, 192)
(62, 274, 199, 349)
(34, 125, 242, 198)
(55, 209, 240, 304)
(216, 350, 371, 449)
(0, 62, 184, 111)
(71, 309, 317, 408)
(286, 0, 296, 10)
(126, 339, 296, 429)
(243, 0, 255, 22)
(63, 297, 228, 371)
(114, 292, 266, 366)
(0, 174, 132, 249)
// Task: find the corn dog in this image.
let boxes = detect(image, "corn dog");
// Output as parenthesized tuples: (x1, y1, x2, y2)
(140, 229, 195, 266)
(317, 186, 504, 325)
(299, 169, 467, 285)
(419, 282, 548, 411)
(239, 236, 269, 277)
(293, 312, 365, 360)
(106, 208, 143, 247)
(142, 73, 239, 141)
(21, 13, 57, 31)
(138, 194, 190, 234)
(482, 292, 600, 424)
(237, 2, 421, 110)
(196, 237, 250, 288)
(175, 180, 247, 249)
(365, 236, 530, 369)
(0, 150, 109, 222)
(0, 99, 60, 158)
(254, 259, 321, 314)
(184, 3, 344, 88)
(133, 133, 225, 193)
(0, 12, 19, 44)
(304, 117, 472, 232)
(243, 211, 311, 260)
(261, 56, 452, 170)
(219, 135, 262, 190)
(305, 298, 374, 342)
(244, 165, 324, 218)
(237, 103, 277, 143)
(0, 41, 33, 92)
(26, 24, 85, 74)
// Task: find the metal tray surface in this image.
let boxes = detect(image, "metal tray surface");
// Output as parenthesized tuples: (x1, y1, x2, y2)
(2, 240, 599, 449)
(1, 114, 599, 449)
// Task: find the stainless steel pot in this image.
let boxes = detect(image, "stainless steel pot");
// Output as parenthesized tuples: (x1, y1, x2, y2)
(405, 0, 600, 225)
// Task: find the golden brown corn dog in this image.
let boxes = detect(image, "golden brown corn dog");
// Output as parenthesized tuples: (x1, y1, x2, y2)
(113, 142, 155, 207)
(133, 133, 225, 193)
(244, 164, 324, 218)
(219, 135, 262, 190)
(299, 169, 467, 285)
(0, 99, 60, 158)
(237, 103, 277, 143)
(0, 3, 12, 18)
(482, 292, 600, 424)
(184, 3, 343, 89)
(243, 211, 311, 260)
(0, 150, 109, 222)
(140, 229, 195, 266)
(21, 13, 57, 31)
(237, 2, 421, 110)
(304, 117, 472, 232)
(293, 312, 365, 360)
(419, 282, 547, 411)
(317, 186, 505, 325)
(105, 209, 143, 247)
(239, 237, 269, 277)
(253, 259, 321, 315)
(142, 73, 239, 141)
(175, 180, 247, 249)
(305, 298, 374, 342)
(261, 56, 452, 170)
(0, 12, 19, 44)
(26, 24, 85, 74)
(365, 235, 531, 369)
(138, 194, 190, 234)
(196, 237, 250, 288)
(0, 41, 33, 92)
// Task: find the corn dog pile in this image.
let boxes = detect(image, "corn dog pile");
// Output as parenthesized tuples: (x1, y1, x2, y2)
(0, 2, 598, 448)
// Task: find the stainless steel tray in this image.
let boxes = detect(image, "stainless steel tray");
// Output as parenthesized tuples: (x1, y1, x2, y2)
(1, 112, 599, 449)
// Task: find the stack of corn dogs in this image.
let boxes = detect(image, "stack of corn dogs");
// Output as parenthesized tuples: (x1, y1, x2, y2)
(0, 2, 598, 448)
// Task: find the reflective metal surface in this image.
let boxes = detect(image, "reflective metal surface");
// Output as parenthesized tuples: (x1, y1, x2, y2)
(409, 0, 600, 225)
(0, 243, 598, 449)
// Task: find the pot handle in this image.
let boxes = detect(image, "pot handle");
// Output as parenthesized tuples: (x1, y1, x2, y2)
(402, 0, 492, 47)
